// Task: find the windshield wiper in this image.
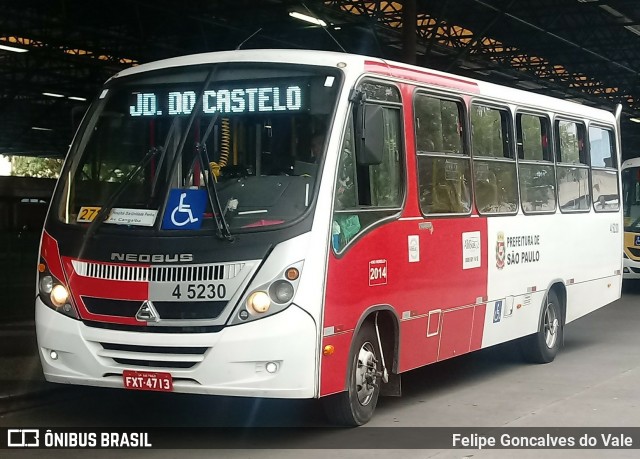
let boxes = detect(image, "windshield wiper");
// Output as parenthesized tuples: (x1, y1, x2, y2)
(154, 65, 234, 241)
(83, 146, 161, 242)
(149, 117, 180, 200)
(196, 142, 234, 241)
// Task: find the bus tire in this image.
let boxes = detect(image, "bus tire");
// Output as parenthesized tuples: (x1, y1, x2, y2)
(323, 322, 381, 426)
(521, 289, 562, 364)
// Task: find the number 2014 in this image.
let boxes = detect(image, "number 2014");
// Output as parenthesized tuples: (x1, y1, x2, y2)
(369, 266, 387, 280)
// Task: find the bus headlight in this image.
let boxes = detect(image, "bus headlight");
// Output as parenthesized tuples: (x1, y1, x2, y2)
(38, 260, 79, 320)
(232, 261, 304, 324)
(39, 275, 53, 295)
(248, 291, 271, 314)
(269, 280, 294, 304)
(51, 285, 70, 307)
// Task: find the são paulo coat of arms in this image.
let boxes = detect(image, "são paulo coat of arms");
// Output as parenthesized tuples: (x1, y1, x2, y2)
(496, 231, 505, 270)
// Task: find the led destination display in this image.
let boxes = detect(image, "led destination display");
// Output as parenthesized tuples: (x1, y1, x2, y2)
(129, 85, 304, 117)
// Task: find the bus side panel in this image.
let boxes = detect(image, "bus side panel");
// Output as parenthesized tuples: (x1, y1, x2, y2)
(482, 212, 622, 348)
(320, 217, 488, 396)
(438, 306, 476, 360)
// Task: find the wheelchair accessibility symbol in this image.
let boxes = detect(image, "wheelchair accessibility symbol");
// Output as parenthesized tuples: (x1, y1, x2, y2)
(162, 188, 207, 230)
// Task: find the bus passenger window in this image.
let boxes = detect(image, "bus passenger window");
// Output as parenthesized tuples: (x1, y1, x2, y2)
(471, 104, 517, 214)
(516, 113, 555, 213)
(556, 120, 590, 212)
(590, 126, 619, 212)
(415, 96, 463, 154)
(415, 93, 470, 215)
(417, 156, 471, 214)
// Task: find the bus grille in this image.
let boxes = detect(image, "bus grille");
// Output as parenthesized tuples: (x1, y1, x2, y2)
(72, 260, 245, 282)
(97, 342, 208, 369)
(83, 320, 223, 334)
(82, 297, 228, 320)
(627, 247, 640, 258)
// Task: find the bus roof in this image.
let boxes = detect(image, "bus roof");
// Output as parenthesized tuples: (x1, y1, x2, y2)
(112, 49, 616, 124)
(112, 49, 369, 79)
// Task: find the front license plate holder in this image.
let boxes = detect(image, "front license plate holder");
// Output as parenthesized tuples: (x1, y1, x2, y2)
(123, 370, 173, 392)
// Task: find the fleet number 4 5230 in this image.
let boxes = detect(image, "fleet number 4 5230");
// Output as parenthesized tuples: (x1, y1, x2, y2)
(171, 283, 226, 300)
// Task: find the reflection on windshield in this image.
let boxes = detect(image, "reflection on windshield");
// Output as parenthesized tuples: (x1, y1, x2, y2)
(55, 63, 341, 233)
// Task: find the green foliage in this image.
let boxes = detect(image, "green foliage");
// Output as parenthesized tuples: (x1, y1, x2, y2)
(558, 121, 581, 163)
(7, 155, 63, 178)
(471, 105, 507, 158)
(415, 95, 462, 153)
(519, 114, 544, 160)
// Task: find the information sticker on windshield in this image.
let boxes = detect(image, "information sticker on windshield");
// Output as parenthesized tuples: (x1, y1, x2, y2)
(106, 208, 158, 227)
(77, 206, 101, 223)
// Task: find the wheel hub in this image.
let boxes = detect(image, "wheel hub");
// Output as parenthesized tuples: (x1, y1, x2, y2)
(355, 343, 378, 406)
(544, 302, 559, 349)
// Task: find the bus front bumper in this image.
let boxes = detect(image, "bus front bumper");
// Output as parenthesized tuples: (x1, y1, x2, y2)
(623, 255, 640, 280)
(36, 299, 318, 398)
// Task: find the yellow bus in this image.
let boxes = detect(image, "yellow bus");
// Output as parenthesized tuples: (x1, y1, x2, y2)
(622, 157, 640, 279)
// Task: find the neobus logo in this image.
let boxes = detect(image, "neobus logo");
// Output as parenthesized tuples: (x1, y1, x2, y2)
(110, 253, 194, 263)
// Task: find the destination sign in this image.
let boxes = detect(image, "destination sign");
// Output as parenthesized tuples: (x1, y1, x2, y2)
(129, 85, 304, 117)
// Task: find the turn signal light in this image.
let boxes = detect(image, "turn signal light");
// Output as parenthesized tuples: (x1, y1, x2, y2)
(323, 345, 335, 356)
(285, 267, 299, 281)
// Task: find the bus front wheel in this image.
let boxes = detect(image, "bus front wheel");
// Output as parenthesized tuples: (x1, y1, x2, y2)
(521, 289, 563, 363)
(323, 322, 381, 426)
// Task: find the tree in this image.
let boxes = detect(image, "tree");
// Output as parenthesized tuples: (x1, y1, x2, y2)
(7, 155, 63, 178)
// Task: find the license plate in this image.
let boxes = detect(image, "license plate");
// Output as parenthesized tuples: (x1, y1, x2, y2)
(123, 370, 173, 392)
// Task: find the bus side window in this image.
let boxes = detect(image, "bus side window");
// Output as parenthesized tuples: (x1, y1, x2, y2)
(516, 113, 556, 213)
(590, 126, 619, 212)
(471, 104, 518, 214)
(556, 120, 590, 212)
(416, 93, 471, 215)
(334, 121, 357, 211)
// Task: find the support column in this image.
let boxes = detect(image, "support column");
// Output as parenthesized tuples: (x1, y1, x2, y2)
(402, 0, 417, 64)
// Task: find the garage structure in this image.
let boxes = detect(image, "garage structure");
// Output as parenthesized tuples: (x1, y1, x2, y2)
(2, 0, 640, 157)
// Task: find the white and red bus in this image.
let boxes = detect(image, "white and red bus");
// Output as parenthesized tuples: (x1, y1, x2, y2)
(36, 50, 623, 425)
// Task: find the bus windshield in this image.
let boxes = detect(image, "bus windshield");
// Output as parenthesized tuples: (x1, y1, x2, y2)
(54, 62, 342, 233)
(622, 166, 640, 231)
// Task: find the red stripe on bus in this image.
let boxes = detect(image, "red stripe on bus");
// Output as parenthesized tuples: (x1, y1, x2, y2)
(364, 60, 480, 93)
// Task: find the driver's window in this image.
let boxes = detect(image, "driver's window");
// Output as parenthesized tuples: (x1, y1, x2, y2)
(334, 119, 357, 211)
(332, 83, 404, 253)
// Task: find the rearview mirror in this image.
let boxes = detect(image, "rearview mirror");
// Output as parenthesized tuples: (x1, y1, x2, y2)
(356, 103, 384, 166)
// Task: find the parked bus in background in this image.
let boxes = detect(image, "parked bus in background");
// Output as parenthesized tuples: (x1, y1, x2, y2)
(622, 157, 640, 279)
(36, 50, 623, 426)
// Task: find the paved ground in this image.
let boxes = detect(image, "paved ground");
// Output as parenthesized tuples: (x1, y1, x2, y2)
(0, 321, 52, 406)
